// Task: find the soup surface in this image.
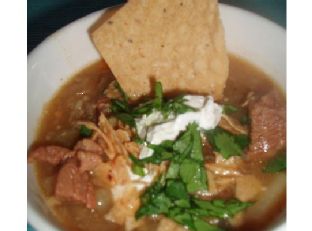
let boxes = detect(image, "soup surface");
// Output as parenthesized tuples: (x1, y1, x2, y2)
(30, 55, 286, 231)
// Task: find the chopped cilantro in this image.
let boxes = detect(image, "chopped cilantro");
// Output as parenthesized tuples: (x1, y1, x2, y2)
(214, 132, 243, 159)
(179, 159, 207, 193)
(136, 174, 251, 231)
(222, 104, 239, 115)
(193, 216, 222, 231)
(129, 154, 146, 176)
(114, 81, 128, 102)
(132, 164, 146, 176)
(153, 81, 163, 110)
(114, 113, 135, 127)
(263, 151, 286, 173)
(79, 125, 93, 137)
(111, 99, 129, 113)
(205, 127, 249, 159)
(193, 199, 253, 218)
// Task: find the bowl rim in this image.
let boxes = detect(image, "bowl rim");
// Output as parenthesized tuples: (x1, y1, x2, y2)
(27, 3, 286, 231)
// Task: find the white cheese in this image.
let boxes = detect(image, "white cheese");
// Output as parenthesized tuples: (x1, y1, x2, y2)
(146, 96, 222, 144)
(139, 145, 154, 159)
(135, 110, 170, 139)
(135, 95, 222, 156)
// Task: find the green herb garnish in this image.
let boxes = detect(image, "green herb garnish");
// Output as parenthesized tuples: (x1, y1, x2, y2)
(129, 154, 146, 176)
(136, 175, 252, 231)
(153, 81, 163, 110)
(115, 81, 128, 102)
(79, 125, 93, 137)
(205, 127, 249, 159)
(114, 113, 135, 127)
(111, 82, 195, 130)
(263, 151, 286, 173)
(222, 104, 239, 115)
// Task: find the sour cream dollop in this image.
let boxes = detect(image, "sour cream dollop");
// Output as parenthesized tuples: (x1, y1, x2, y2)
(135, 95, 223, 158)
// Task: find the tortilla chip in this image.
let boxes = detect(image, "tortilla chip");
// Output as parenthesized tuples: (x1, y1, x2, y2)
(92, 0, 229, 100)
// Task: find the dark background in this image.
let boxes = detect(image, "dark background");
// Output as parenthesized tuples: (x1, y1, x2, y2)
(28, 0, 286, 53)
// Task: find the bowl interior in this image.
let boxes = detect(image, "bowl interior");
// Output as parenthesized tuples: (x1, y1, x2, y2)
(27, 4, 286, 231)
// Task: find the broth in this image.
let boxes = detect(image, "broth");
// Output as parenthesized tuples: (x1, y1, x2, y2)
(32, 54, 286, 231)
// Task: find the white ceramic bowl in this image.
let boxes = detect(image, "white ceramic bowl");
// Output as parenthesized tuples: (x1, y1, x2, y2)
(27, 4, 286, 231)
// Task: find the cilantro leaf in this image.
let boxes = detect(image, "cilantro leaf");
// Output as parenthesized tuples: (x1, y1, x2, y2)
(165, 179, 189, 200)
(153, 81, 163, 110)
(114, 113, 135, 127)
(214, 132, 243, 159)
(79, 125, 93, 137)
(132, 164, 146, 176)
(111, 99, 129, 113)
(129, 154, 146, 176)
(132, 100, 154, 116)
(193, 216, 223, 231)
(162, 95, 196, 118)
(170, 210, 196, 231)
(263, 151, 286, 173)
(114, 81, 128, 102)
(179, 159, 208, 193)
(166, 160, 180, 179)
(205, 127, 249, 159)
(193, 199, 253, 218)
(173, 123, 197, 157)
(234, 134, 250, 150)
(222, 104, 239, 115)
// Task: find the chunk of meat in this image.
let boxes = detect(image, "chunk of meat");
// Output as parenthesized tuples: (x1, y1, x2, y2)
(235, 175, 263, 202)
(248, 91, 286, 159)
(77, 151, 103, 172)
(74, 139, 103, 155)
(55, 160, 96, 209)
(28, 146, 74, 165)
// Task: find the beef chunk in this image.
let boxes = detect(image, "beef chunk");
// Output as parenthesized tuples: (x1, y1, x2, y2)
(28, 146, 74, 165)
(248, 91, 286, 159)
(77, 151, 103, 172)
(55, 159, 96, 209)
